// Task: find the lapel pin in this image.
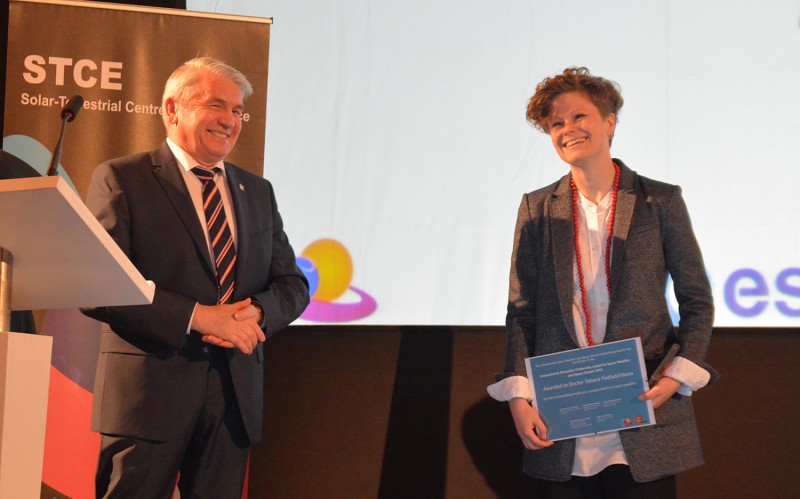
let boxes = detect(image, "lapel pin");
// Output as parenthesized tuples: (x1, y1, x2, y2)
(239, 183, 245, 191)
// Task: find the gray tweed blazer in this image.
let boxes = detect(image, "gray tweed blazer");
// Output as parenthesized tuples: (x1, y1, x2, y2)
(499, 160, 716, 483)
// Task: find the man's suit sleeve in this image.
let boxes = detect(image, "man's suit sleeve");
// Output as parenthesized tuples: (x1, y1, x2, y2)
(250, 184, 309, 337)
(81, 161, 196, 350)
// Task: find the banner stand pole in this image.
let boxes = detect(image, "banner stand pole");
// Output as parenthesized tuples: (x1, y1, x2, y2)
(0, 248, 11, 332)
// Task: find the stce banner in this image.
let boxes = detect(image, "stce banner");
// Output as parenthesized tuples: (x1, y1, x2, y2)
(4, 1, 270, 497)
(5, 0, 270, 196)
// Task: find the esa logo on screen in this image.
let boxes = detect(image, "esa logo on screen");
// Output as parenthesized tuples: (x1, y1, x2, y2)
(723, 268, 800, 318)
(668, 267, 800, 322)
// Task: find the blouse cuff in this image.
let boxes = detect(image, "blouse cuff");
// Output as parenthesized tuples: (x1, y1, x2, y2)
(665, 356, 711, 396)
(487, 375, 532, 402)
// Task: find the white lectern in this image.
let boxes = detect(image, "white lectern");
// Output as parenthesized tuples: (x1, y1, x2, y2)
(0, 176, 154, 498)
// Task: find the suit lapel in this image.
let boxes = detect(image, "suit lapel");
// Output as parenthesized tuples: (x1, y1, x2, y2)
(223, 164, 249, 300)
(550, 175, 580, 346)
(151, 142, 216, 277)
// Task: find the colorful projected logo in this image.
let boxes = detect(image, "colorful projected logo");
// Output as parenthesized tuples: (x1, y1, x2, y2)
(296, 238, 377, 322)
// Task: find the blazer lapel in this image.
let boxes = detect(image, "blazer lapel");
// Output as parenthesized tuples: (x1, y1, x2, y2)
(151, 142, 216, 277)
(603, 161, 637, 343)
(610, 161, 636, 299)
(550, 175, 580, 346)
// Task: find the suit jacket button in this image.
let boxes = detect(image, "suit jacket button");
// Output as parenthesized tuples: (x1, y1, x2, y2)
(201, 346, 210, 355)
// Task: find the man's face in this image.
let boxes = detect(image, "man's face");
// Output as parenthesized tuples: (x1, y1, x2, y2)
(167, 72, 244, 166)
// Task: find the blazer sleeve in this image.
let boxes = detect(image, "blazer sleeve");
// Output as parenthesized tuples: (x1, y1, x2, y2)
(499, 193, 538, 380)
(662, 186, 718, 381)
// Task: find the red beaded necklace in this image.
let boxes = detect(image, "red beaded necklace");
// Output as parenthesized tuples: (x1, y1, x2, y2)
(570, 162, 620, 346)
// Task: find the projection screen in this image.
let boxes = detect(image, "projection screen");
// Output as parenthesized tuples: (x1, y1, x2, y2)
(189, 0, 800, 327)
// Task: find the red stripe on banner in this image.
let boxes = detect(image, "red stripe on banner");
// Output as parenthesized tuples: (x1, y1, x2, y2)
(242, 454, 250, 498)
(42, 365, 100, 499)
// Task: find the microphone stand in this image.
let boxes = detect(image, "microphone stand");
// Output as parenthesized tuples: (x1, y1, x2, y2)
(46, 95, 83, 177)
(45, 115, 70, 177)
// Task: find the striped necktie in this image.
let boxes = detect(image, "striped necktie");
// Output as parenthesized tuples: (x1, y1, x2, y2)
(191, 166, 237, 304)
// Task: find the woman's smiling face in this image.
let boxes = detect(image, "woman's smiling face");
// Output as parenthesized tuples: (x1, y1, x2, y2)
(548, 91, 616, 169)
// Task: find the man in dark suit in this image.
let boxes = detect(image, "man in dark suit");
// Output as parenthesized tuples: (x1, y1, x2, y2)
(82, 57, 309, 498)
(0, 149, 38, 333)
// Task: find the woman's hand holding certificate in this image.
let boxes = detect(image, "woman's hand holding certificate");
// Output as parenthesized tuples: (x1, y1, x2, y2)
(509, 398, 554, 450)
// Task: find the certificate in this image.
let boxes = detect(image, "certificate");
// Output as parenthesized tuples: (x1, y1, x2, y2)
(525, 338, 655, 441)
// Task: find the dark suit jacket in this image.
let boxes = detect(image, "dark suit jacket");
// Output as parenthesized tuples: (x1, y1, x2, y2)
(500, 160, 716, 482)
(82, 142, 309, 444)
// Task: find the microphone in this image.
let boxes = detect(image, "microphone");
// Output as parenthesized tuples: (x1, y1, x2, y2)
(60, 95, 84, 123)
(46, 95, 84, 176)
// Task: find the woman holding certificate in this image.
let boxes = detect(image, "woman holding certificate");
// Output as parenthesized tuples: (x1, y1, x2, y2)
(487, 67, 716, 498)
